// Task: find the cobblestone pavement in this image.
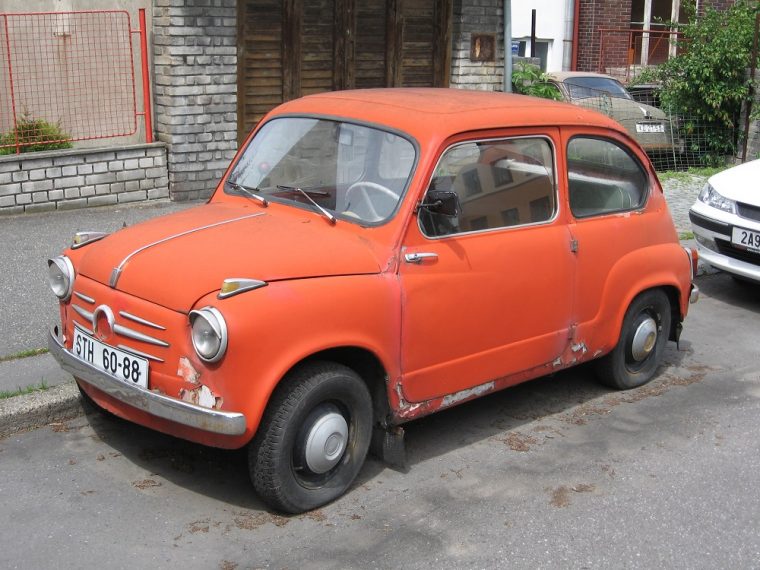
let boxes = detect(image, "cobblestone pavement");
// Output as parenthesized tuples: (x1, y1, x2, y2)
(660, 174, 706, 234)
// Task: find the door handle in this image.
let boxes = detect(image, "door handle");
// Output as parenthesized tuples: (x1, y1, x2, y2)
(404, 252, 438, 264)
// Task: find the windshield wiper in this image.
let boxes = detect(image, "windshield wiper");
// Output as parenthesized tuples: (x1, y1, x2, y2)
(225, 180, 268, 207)
(276, 185, 336, 225)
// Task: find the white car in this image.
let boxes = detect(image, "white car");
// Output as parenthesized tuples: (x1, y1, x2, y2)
(690, 159, 760, 283)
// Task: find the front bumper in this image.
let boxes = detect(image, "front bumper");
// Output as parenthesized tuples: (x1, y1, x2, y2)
(48, 325, 247, 436)
(689, 208, 760, 283)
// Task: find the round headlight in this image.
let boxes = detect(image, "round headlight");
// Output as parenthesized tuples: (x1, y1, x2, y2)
(189, 307, 228, 363)
(47, 256, 75, 301)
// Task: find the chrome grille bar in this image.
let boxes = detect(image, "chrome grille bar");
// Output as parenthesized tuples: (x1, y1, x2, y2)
(117, 344, 165, 363)
(113, 324, 169, 347)
(119, 311, 166, 330)
(74, 291, 95, 304)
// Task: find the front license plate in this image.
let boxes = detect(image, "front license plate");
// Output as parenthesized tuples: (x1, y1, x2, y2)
(636, 122, 665, 133)
(732, 227, 760, 253)
(72, 327, 149, 389)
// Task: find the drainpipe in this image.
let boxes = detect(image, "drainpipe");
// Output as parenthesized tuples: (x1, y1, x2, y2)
(504, 0, 512, 92)
(572, 0, 580, 70)
(563, 0, 575, 71)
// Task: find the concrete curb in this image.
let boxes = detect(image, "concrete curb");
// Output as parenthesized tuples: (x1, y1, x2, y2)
(0, 381, 82, 439)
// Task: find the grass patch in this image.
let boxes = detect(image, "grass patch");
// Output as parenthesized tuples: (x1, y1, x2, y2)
(658, 166, 726, 183)
(0, 380, 49, 400)
(0, 348, 48, 363)
(679, 231, 695, 240)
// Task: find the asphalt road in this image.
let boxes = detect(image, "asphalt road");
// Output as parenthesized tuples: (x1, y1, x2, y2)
(1, 272, 758, 569)
(0, 199, 198, 359)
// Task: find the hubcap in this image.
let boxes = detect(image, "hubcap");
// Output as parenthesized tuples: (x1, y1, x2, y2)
(631, 316, 658, 361)
(303, 407, 349, 474)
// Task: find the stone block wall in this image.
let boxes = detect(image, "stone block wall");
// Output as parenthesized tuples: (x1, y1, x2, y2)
(450, 0, 505, 91)
(0, 144, 168, 215)
(152, 0, 238, 201)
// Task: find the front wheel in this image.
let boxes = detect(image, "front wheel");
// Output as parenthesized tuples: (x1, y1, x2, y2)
(248, 361, 372, 514)
(595, 289, 672, 390)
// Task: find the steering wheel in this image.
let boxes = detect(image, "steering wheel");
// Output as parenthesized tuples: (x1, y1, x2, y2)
(344, 181, 399, 222)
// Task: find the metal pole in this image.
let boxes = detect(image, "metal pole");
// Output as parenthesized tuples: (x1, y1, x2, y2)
(2, 15, 20, 154)
(138, 8, 153, 144)
(741, 11, 759, 163)
(504, 0, 512, 92)
(530, 9, 536, 58)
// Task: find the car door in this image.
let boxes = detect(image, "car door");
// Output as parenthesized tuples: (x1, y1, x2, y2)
(398, 130, 576, 403)
(562, 129, 662, 345)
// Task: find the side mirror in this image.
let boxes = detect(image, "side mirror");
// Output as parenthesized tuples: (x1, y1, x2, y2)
(418, 190, 460, 217)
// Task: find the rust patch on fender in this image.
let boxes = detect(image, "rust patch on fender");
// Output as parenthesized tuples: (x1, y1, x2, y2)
(177, 356, 200, 384)
(179, 384, 224, 410)
(441, 381, 495, 409)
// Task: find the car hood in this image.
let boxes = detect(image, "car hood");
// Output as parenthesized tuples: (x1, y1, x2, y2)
(709, 159, 760, 205)
(576, 96, 667, 121)
(76, 202, 383, 312)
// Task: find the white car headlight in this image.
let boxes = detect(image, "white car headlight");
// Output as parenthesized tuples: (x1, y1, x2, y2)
(47, 256, 75, 301)
(698, 182, 736, 214)
(189, 307, 228, 363)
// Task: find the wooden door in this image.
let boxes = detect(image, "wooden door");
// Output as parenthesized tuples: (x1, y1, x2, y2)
(237, 0, 452, 141)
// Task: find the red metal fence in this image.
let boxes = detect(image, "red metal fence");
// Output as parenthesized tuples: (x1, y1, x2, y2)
(598, 27, 682, 84)
(0, 10, 152, 154)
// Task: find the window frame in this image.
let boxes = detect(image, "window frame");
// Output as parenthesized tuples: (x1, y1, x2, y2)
(566, 134, 651, 220)
(417, 134, 560, 240)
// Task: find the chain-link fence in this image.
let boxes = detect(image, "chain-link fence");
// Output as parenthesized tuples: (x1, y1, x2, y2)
(523, 81, 737, 171)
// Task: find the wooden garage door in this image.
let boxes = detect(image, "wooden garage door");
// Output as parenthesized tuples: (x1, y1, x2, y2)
(237, 0, 452, 140)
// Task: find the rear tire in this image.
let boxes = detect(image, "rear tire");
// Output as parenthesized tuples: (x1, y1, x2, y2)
(248, 361, 372, 514)
(595, 289, 671, 390)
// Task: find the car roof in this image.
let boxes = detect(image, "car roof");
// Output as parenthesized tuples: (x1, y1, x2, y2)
(547, 71, 622, 82)
(269, 88, 626, 144)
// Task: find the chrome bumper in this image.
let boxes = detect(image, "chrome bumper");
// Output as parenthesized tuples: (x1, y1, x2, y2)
(48, 326, 247, 436)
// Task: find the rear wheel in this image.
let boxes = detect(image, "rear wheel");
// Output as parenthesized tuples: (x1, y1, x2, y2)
(249, 361, 372, 514)
(595, 289, 672, 390)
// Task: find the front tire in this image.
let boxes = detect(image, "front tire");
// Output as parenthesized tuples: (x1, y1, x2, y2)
(595, 289, 672, 390)
(249, 361, 372, 514)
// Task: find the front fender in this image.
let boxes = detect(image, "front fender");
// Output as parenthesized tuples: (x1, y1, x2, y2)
(190, 273, 401, 443)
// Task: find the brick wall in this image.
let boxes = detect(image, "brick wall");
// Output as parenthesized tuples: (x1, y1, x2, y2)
(0, 144, 169, 215)
(152, 0, 238, 201)
(450, 0, 505, 90)
(576, 0, 631, 73)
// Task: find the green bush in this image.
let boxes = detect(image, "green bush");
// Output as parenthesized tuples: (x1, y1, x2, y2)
(511, 62, 563, 101)
(0, 111, 73, 155)
(640, 1, 758, 164)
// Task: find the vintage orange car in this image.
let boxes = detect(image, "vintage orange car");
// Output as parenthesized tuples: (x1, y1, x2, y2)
(48, 89, 699, 513)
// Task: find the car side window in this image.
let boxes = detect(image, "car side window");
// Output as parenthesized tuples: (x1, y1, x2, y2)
(567, 137, 648, 218)
(420, 137, 556, 238)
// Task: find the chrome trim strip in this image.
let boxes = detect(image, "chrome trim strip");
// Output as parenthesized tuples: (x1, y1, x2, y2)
(109, 212, 266, 288)
(49, 326, 246, 436)
(113, 323, 170, 348)
(116, 344, 165, 363)
(74, 291, 96, 304)
(72, 304, 94, 322)
(119, 311, 166, 331)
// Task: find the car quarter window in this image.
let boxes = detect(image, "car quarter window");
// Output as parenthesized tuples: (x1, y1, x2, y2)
(567, 137, 648, 218)
(419, 137, 556, 238)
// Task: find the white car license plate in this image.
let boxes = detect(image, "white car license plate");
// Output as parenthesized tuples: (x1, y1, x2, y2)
(72, 327, 149, 389)
(636, 123, 665, 133)
(732, 227, 760, 253)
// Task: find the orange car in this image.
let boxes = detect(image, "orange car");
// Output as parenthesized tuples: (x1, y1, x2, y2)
(48, 89, 699, 513)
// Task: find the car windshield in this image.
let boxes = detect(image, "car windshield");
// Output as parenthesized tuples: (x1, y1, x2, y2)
(564, 77, 632, 101)
(226, 117, 416, 224)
